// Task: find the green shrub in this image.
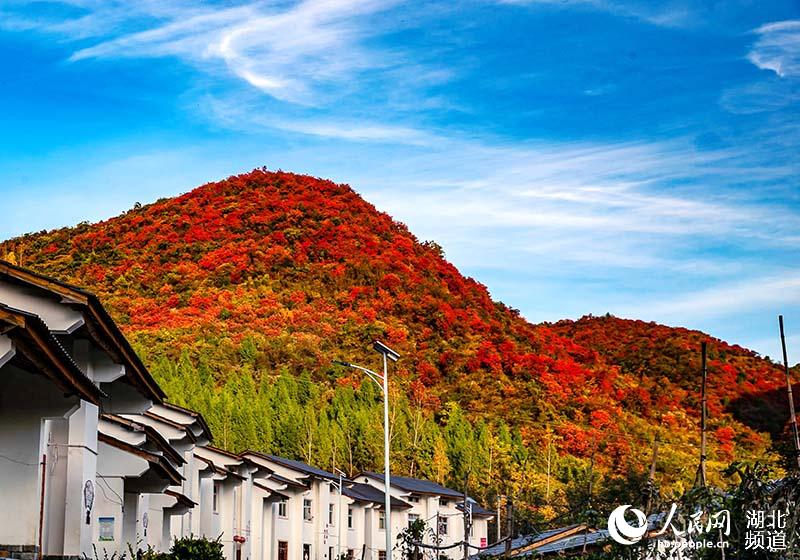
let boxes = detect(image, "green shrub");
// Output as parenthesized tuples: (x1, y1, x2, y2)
(170, 535, 224, 560)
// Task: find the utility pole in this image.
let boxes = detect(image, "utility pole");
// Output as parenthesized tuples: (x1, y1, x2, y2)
(462, 474, 470, 560)
(582, 448, 596, 555)
(779, 315, 800, 469)
(504, 497, 513, 556)
(496, 495, 503, 544)
(648, 437, 659, 482)
(545, 430, 552, 506)
(695, 342, 708, 488)
(645, 437, 659, 513)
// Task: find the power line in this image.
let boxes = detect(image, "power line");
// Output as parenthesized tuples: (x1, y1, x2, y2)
(0, 453, 41, 467)
(97, 474, 124, 508)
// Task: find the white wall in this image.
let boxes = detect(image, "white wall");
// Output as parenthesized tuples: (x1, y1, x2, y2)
(0, 365, 80, 550)
(93, 476, 125, 556)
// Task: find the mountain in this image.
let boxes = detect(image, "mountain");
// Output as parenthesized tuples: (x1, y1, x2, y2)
(1, 169, 794, 521)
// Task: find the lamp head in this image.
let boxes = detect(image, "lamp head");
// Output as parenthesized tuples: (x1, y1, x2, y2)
(372, 340, 400, 362)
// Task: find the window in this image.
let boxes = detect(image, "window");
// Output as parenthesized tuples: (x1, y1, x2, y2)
(278, 542, 288, 560)
(329, 547, 334, 560)
(347, 550, 354, 560)
(212, 481, 221, 513)
(438, 516, 448, 536)
(440, 500, 449, 507)
(408, 495, 420, 503)
(408, 513, 419, 529)
(378, 552, 386, 560)
(304, 499, 313, 521)
(348, 507, 354, 529)
(278, 500, 288, 518)
(329, 503, 335, 525)
(378, 510, 386, 530)
(303, 544, 311, 560)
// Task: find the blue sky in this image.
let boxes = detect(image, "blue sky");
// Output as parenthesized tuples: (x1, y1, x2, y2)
(1, 0, 799, 360)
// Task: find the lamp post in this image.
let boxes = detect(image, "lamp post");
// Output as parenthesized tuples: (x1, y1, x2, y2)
(332, 467, 347, 560)
(333, 341, 400, 560)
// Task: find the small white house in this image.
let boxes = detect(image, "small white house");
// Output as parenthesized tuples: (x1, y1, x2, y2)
(356, 473, 494, 558)
(93, 414, 187, 555)
(122, 403, 212, 545)
(239, 453, 348, 560)
(341, 482, 413, 560)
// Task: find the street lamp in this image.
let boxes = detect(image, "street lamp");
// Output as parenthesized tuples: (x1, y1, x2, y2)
(332, 467, 347, 560)
(333, 340, 400, 560)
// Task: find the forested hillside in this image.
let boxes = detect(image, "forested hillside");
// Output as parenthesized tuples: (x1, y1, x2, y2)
(1, 169, 794, 523)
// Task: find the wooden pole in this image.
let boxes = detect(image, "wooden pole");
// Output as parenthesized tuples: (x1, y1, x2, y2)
(695, 342, 708, 488)
(779, 315, 800, 469)
(545, 431, 552, 506)
(648, 437, 659, 482)
(645, 437, 659, 512)
(495, 495, 501, 544)
(582, 447, 595, 554)
(504, 497, 513, 556)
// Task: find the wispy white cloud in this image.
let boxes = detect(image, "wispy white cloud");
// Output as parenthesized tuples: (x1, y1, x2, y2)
(201, 92, 440, 145)
(5, 0, 415, 105)
(720, 79, 800, 114)
(748, 20, 800, 78)
(720, 20, 800, 114)
(620, 272, 800, 321)
(495, 0, 694, 28)
(356, 136, 798, 274)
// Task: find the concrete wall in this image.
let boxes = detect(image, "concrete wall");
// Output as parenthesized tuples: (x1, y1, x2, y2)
(0, 365, 80, 552)
(93, 476, 125, 556)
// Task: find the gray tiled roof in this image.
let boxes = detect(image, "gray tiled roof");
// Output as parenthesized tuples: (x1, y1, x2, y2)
(344, 482, 412, 509)
(268, 472, 309, 488)
(263, 454, 340, 481)
(360, 471, 464, 497)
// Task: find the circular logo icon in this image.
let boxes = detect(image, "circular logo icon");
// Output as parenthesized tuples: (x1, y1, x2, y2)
(607, 505, 647, 545)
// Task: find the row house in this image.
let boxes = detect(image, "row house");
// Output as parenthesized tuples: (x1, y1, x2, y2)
(355, 473, 494, 553)
(0, 260, 164, 559)
(0, 260, 493, 560)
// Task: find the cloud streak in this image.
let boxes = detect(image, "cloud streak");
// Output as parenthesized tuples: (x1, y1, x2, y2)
(721, 20, 800, 114)
(621, 272, 800, 321)
(495, 0, 694, 28)
(355, 135, 798, 276)
(6, 0, 412, 105)
(748, 20, 800, 78)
